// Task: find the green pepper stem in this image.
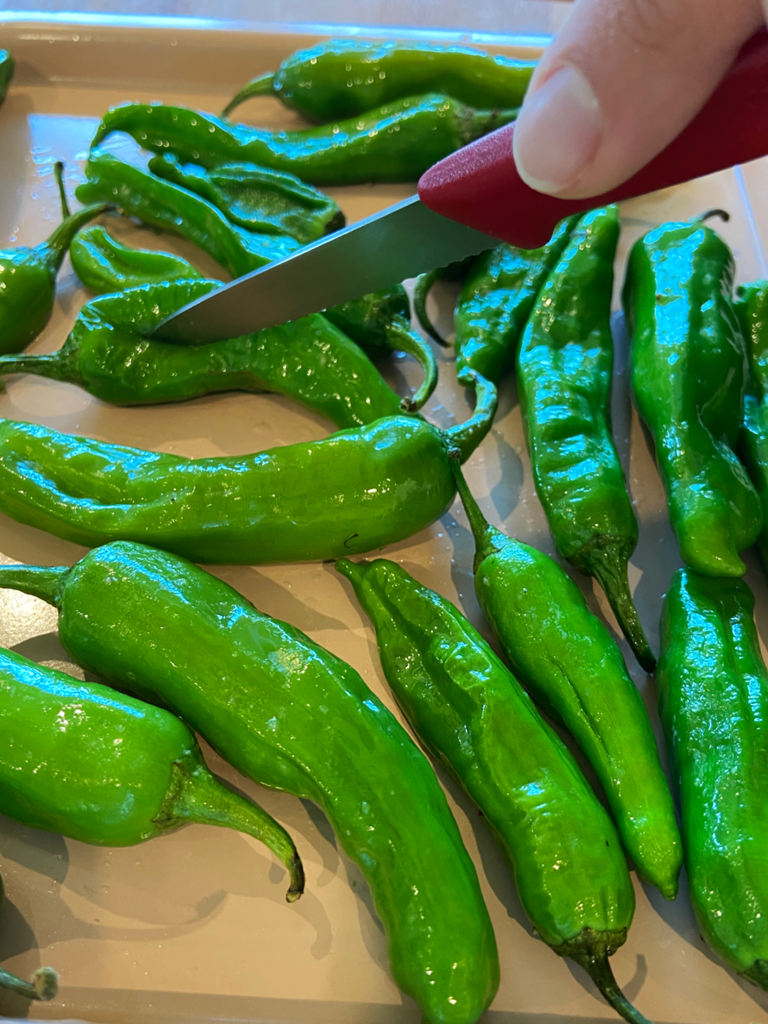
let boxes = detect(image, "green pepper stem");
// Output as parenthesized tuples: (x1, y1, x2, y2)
(383, 317, 438, 412)
(162, 761, 305, 903)
(0, 964, 58, 1002)
(696, 209, 730, 225)
(0, 350, 72, 385)
(412, 270, 448, 347)
(221, 72, 277, 118)
(42, 201, 113, 273)
(53, 161, 71, 220)
(577, 952, 654, 1024)
(0, 564, 69, 607)
(462, 105, 520, 144)
(578, 542, 657, 673)
(449, 455, 507, 572)
(443, 370, 497, 463)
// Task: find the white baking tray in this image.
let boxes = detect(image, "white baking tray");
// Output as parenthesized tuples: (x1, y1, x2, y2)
(0, 12, 767, 1024)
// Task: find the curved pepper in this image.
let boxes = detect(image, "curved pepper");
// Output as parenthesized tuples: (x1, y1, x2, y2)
(623, 212, 762, 576)
(0, 875, 57, 1002)
(337, 557, 655, 1024)
(222, 39, 535, 121)
(0, 50, 15, 106)
(0, 644, 303, 899)
(451, 460, 682, 899)
(0, 542, 500, 1024)
(76, 149, 299, 279)
(148, 153, 344, 243)
(734, 280, 768, 570)
(89, 97, 520, 186)
(0, 279, 409, 427)
(0, 161, 111, 355)
(658, 569, 768, 988)
(0, 373, 495, 563)
(70, 224, 204, 292)
(518, 207, 654, 671)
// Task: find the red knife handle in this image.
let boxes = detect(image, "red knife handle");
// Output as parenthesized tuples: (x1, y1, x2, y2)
(418, 29, 768, 250)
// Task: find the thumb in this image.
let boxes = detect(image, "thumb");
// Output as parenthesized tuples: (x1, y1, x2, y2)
(513, 0, 764, 199)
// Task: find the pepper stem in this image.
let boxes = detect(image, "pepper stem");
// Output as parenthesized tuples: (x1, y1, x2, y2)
(576, 541, 657, 673)
(443, 369, 497, 462)
(159, 759, 305, 904)
(53, 160, 71, 220)
(0, 964, 58, 1002)
(695, 209, 730, 225)
(221, 72, 277, 118)
(575, 950, 654, 1024)
(42, 200, 113, 273)
(463, 105, 520, 144)
(383, 317, 438, 412)
(0, 564, 69, 607)
(0, 351, 73, 385)
(412, 270, 448, 346)
(449, 456, 506, 570)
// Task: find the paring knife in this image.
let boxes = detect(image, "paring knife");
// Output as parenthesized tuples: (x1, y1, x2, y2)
(154, 28, 768, 345)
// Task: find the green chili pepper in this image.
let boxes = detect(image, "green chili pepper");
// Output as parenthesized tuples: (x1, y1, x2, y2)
(734, 280, 768, 570)
(0, 50, 15, 106)
(0, 161, 110, 355)
(0, 875, 57, 1002)
(517, 207, 654, 672)
(90, 97, 519, 186)
(70, 224, 203, 292)
(623, 211, 762, 577)
(658, 569, 768, 989)
(336, 556, 654, 1024)
(451, 460, 682, 899)
(0, 370, 495, 563)
(0, 279, 411, 427)
(76, 150, 299, 279)
(148, 153, 344, 243)
(0, 541, 500, 1024)
(222, 40, 535, 122)
(0, 643, 303, 899)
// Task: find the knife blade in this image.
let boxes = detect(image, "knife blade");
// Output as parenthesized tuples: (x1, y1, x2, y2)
(153, 195, 499, 345)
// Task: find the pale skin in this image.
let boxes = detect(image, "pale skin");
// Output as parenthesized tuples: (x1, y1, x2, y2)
(514, 0, 767, 199)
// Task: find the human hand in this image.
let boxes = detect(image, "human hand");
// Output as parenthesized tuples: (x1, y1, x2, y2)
(513, 0, 765, 199)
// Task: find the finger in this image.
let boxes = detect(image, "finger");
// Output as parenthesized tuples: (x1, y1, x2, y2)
(513, 0, 764, 199)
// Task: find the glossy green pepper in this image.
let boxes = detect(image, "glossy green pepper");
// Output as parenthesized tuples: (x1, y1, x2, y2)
(0, 50, 15, 106)
(0, 372, 495, 563)
(734, 280, 768, 570)
(0, 161, 111, 355)
(451, 461, 682, 899)
(0, 644, 302, 898)
(337, 557, 652, 1024)
(0, 875, 57, 1003)
(90, 97, 519, 186)
(658, 569, 768, 988)
(68, 231, 438, 413)
(623, 212, 762, 576)
(518, 207, 654, 671)
(0, 279, 413, 427)
(222, 39, 535, 122)
(148, 153, 344, 243)
(0, 541, 499, 1024)
(76, 149, 299, 279)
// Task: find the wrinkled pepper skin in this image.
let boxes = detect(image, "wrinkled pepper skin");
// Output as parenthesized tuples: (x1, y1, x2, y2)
(0, 875, 57, 1003)
(222, 39, 535, 121)
(337, 557, 654, 1024)
(149, 153, 344, 243)
(452, 462, 682, 900)
(0, 542, 500, 1024)
(658, 569, 768, 988)
(76, 149, 299, 279)
(518, 207, 654, 672)
(0, 279, 407, 428)
(735, 280, 768, 570)
(0, 374, 495, 563)
(90, 98, 519, 186)
(0, 50, 15, 106)
(70, 225, 204, 292)
(0, 643, 303, 898)
(624, 215, 762, 576)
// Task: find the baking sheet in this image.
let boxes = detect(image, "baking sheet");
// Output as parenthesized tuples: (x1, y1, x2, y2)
(0, 13, 767, 1024)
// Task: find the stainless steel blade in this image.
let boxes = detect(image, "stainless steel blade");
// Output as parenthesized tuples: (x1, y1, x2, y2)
(152, 195, 500, 344)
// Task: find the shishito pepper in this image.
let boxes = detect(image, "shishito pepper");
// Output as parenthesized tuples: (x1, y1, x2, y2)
(222, 39, 535, 121)
(658, 569, 768, 988)
(518, 206, 654, 671)
(90, 97, 519, 186)
(337, 557, 652, 1024)
(0, 372, 495, 563)
(0, 50, 15, 106)
(623, 212, 762, 576)
(735, 280, 768, 569)
(0, 875, 57, 1002)
(451, 461, 682, 899)
(0, 644, 303, 899)
(148, 153, 344, 243)
(0, 541, 500, 1024)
